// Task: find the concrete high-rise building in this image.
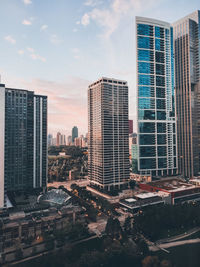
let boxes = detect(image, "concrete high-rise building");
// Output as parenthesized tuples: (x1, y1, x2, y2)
(0, 83, 47, 208)
(88, 77, 129, 190)
(173, 11, 200, 178)
(136, 17, 177, 177)
(56, 132, 61, 146)
(67, 135, 72, 146)
(56, 132, 66, 146)
(72, 126, 78, 144)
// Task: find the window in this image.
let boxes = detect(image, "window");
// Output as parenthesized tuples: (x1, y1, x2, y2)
(138, 62, 154, 74)
(157, 134, 166, 144)
(139, 75, 154, 86)
(158, 157, 167, 168)
(139, 122, 155, 133)
(139, 98, 155, 109)
(139, 86, 154, 97)
(137, 24, 153, 36)
(138, 36, 153, 49)
(158, 146, 167, 156)
(157, 123, 166, 133)
(155, 38, 164, 51)
(140, 146, 156, 157)
(155, 26, 164, 38)
(157, 111, 166, 120)
(156, 76, 165, 87)
(138, 49, 154, 62)
(139, 110, 155, 120)
(140, 158, 156, 169)
(156, 64, 165, 75)
(139, 134, 155, 145)
(156, 51, 164, 63)
(157, 99, 166, 110)
(156, 87, 165, 98)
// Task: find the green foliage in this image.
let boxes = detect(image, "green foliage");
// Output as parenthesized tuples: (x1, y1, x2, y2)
(134, 203, 200, 241)
(105, 217, 123, 239)
(15, 248, 23, 260)
(45, 240, 55, 250)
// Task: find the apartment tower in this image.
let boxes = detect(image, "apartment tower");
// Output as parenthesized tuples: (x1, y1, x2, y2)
(136, 17, 177, 177)
(0, 83, 47, 208)
(88, 77, 129, 190)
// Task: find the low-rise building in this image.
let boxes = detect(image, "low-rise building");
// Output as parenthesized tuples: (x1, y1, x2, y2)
(139, 178, 200, 204)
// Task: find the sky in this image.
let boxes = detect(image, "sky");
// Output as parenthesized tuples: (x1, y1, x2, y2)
(0, 0, 200, 137)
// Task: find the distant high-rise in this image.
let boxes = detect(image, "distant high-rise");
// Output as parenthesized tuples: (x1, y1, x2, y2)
(0, 83, 47, 208)
(72, 126, 78, 143)
(88, 77, 129, 190)
(48, 134, 53, 147)
(173, 10, 200, 178)
(56, 132, 61, 146)
(67, 135, 72, 145)
(129, 120, 133, 134)
(136, 17, 177, 177)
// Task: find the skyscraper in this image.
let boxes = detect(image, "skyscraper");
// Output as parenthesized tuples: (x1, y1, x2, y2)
(136, 17, 177, 177)
(72, 126, 78, 144)
(0, 83, 47, 208)
(88, 77, 129, 190)
(173, 10, 200, 178)
(56, 132, 61, 146)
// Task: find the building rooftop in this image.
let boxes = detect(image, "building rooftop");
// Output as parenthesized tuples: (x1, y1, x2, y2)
(89, 77, 127, 88)
(135, 192, 159, 199)
(145, 178, 198, 192)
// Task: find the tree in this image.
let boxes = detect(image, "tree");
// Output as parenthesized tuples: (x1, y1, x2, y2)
(15, 248, 23, 260)
(45, 240, 55, 250)
(124, 216, 132, 234)
(129, 180, 136, 189)
(105, 217, 122, 239)
(142, 256, 160, 267)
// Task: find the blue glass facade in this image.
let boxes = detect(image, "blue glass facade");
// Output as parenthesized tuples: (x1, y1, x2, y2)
(136, 17, 177, 176)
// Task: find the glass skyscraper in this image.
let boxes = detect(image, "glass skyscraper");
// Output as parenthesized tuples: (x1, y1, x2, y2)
(88, 77, 129, 190)
(173, 10, 200, 178)
(136, 17, 177, 177)
(72, 126, 78, 144)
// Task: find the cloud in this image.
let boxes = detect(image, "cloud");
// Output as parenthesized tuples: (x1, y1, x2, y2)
(72, 48, 80, 54)
(40, 24, 48, 31)
(81, 13, 90, 26)
(72, 48, 80, 59)
(25, 47, 45, 62)
(0, 71, 90, 135)
(4, 35, 16, 44)
(22, 0, 32, 5)
(26, 47, 35, 53)
(30, 54, 46, 62)
(22, 19, 32, 25)
(50, 34, 62, 44)
(81, 0, 160, 38)
(84, 0, 102, 7)
(18, 50, 25, 55)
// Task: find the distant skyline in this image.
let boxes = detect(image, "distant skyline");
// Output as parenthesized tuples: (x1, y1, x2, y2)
(0, 0, 200, 136)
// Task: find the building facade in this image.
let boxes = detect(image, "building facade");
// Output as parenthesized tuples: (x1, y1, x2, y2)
(72, 126, 78, 144)
(136, 17, 177, 177)
(129, 120, 133, 134)
(173, 10, 200, 178)
(88, 77, 129, 190)
(0, 84, 47, 208)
